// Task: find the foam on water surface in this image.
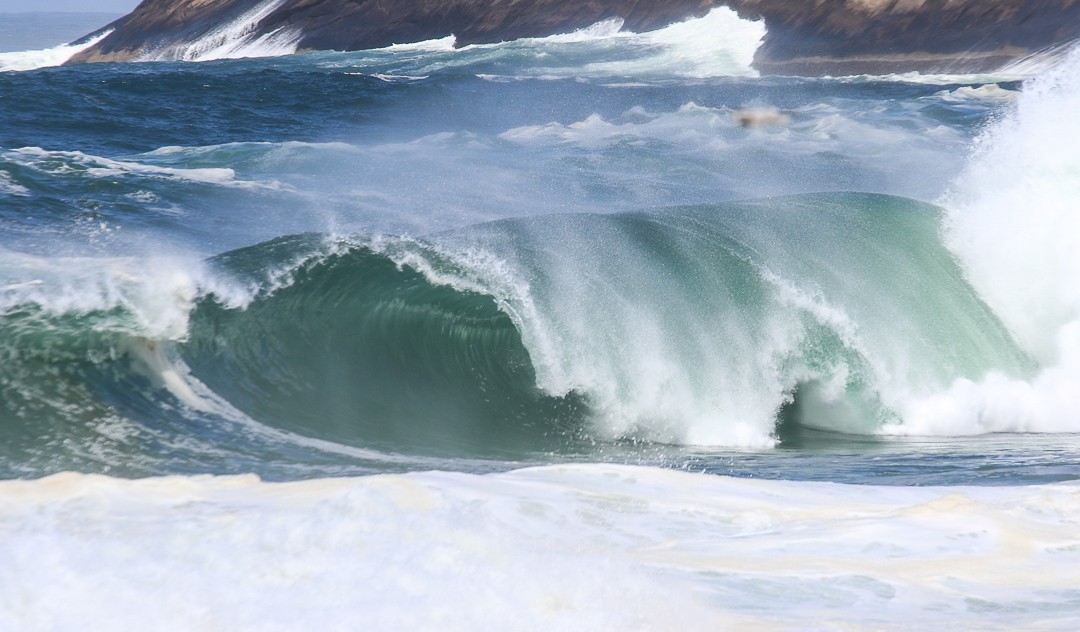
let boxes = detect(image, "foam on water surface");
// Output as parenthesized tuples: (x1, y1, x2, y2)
(1, 464, 1078, 630)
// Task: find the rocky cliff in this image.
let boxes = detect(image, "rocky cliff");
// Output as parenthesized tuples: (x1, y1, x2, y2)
(68, 0, 1080, 75)
(737, 0, 1080, 74)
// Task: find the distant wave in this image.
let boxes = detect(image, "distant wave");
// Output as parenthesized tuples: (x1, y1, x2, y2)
(356, 8, 766, 80)
(0, 30, 111, 73)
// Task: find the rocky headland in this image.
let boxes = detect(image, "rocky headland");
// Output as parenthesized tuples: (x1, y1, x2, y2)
(67, 0, 1080, 75)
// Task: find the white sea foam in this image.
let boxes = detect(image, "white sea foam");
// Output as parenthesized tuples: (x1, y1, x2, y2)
(934, 83, 1018, 103)
(540, 16, 626, 43)
(0, 30, 111, 73)
(903, 46, 1080, 435)
(381, 35, 458, 53)
(140, 0, 300, 62)
(515, 7, 765, 79)
(1, 465, 1077, 629)
(582, 7, 764, 78)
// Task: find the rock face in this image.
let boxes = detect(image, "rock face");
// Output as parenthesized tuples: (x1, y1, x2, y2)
(735, 0, 1080, 75)
(68, 0, 1080, 75)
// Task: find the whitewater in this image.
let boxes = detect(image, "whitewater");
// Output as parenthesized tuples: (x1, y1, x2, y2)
(1, 8, 1079, 630)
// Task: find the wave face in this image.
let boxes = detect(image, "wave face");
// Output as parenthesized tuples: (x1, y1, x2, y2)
(0, 193, 1034, 475)
(182, 236, 587, 456)
(412, 194, 1030, 447)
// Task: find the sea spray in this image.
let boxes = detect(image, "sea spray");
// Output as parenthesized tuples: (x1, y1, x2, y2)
(895, 45, 1080, 435)
(945, 46, 1080, 360)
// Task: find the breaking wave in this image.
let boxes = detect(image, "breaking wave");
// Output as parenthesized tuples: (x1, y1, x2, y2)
(0, 193, 1042, 474)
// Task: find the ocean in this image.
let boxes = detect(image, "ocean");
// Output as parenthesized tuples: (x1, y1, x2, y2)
(1, 8, 1079, 630)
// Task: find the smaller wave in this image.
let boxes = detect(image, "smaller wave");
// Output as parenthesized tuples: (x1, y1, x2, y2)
(934, 83, 1017, 103)
(540, 17, 626, 44)
(829, 48, 1074, 85)
(578, 7, 763, 78)
(0, 30, 111, 73)
(323, 7, 764, 80)
(5, 147, 282, 190)
(380, 36, 458, 53)
(472, 8, 764, 78)
(361, 73, 431, 83)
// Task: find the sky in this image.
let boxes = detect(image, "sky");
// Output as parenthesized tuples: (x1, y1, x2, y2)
(0, 0, 140, 12)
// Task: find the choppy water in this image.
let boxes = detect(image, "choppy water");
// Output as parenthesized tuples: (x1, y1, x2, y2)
(1, 9, 1079, 630)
